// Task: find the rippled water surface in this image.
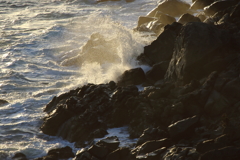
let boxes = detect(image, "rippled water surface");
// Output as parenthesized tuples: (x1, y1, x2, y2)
(0, 0, 192, 159)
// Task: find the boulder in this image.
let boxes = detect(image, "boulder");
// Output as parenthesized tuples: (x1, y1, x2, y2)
(136, 127, 168, 146)
(177, 13, 201, 24)
(156, 0, 190, 17)
(137, 16, 156, 27)
(75, 148, 92, 160)
(199, 146, 240, 160)
(0, 99, 8, 106)
(230, 3, 240, 19)
(137, 138, 172, 155)
(96, 136, 120, 152)
(168, 115, 199, 140)
(40, 106, 74, 136)
(222, 77, 240, 102)
(47, 146, 75, 159)
(196, 139, 216, 154)
(204, 90, 230, 116)
(165, 22, 230, 84)
(157, 12, 176, 25)
(146, 61, 169, 82)
(106, 148, 131, 160)
(137, 22, 182, 66)
(161, 146, 200, 160)
(117, 68, 146, 86)
(12, 153, 28, 160)
(190, 0, 214, 10)
(204, 0, 238, 16)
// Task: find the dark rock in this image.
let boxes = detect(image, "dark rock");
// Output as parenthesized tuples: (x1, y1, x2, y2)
(12, 153, 28, 160)
(40, 106, 74, 136)
(88, 144, 109, 159)
(137, 22, 182, 66)
(204, 0, 238, 16)
(0, 99, 8, 106)
(137, 16, 156, 27)
(96, 136, 120, 152)
(146, 61, 169, 82)
(106, 147, 131, 160)
(222, 77, 240, 102)
(197, 12, 207, 22)
(137, 138, 172, 155)
(178, 13, 201, 24)
(47, 146, 75, 159)
(96, 0, 120, 3)
(204, 90, 230, 116)
(157, 0, 190, 17)
(168, 115, 199, 140)
(190, 0, 214, 10)
(136, 127, 168, 146)
(136, 147, 166, 160)
(75, 148, 92, 160)
(125, 0, 135, 2)
(196, 139, 216, 154)
(117, 68, 146, 86)
(90, 128, 108, 138)
(199, 146, 240, 160)
(230, 3, 240, 19)
(165, 22, 231, 84)
(157, 12, 176, 25)
(161, 146, 200, 160)
(34, 155, 57, 160)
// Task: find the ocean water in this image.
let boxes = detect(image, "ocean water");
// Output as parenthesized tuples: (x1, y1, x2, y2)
(0, 0, 190, 159)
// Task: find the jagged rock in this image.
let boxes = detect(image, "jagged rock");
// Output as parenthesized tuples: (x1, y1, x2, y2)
(222, 77, 240, 103)
(136, 147, 166, 160)
(88, 144, 109, 159)
(137, 16, 156, 27)
(136, 127, 168, 146)
(204, 0, 238, 16)
(230, 3, 240, 19)
(12, 153, 28, 160)
(47, 146, 75, 159)
(199, 146, 240, 160)
(178, 13, 201, 24)
(0, 99, 8, 106)
(161, 146, 200, 160)
(117, 68, 146, 86)
(106, 148, 131, 160)
(137, 22, 182, 66)
(137, 138, 172, 155)
(196, 139, 216, 154)
(156, 13, 176, 25)
(190, 0, 214, 10)
(146, 61, 169, 82)
(40, 106, 74, 136)
(96, 136, 120, 152)
(75, 148, 92, 160)
(168, 115, 199, 140)
(165, 22, 232, 84)
(156, 0, 190, 17)
(197, 12, 207, 22)
(204, 90, 230, 116)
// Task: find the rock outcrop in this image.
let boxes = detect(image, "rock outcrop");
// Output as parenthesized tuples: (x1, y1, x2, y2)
(36, 0, 240, 159)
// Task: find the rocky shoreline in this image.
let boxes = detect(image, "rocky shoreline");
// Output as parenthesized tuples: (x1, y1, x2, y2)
(13, 0, 240, 159)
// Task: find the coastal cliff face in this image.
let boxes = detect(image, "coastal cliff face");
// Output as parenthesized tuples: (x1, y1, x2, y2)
(26, 0, 240, 159)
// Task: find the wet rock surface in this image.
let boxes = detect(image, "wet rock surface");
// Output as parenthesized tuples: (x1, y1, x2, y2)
(35, 0, 240, 159)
